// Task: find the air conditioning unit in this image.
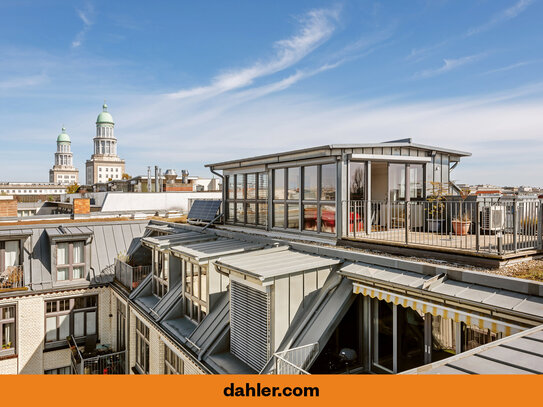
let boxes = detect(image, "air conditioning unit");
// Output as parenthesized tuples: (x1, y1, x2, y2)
(481, 206, 505, 231)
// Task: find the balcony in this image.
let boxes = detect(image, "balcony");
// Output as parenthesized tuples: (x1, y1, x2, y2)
(114, 259, 151, 291)
(0, 265, 25, 292)
(68, 335, 126, 374)
(262, 343, 320, 375)
(343, 199, 542, 258)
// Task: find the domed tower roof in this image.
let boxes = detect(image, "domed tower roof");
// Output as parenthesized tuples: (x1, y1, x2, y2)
(96, 103, 114, 125)
(56, 127, 71, 143)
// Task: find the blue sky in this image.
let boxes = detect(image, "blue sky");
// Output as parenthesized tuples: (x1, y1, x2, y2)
(1, 0, 542, 186)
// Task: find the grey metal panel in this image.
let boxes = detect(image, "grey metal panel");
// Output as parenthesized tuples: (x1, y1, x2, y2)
(429, 280, 471, 296)
(478, 347, 543, 373)
(0, 229, 32, 237)
(482, 290, 526, 310)
(111, 224, 125, 257)
(93, 226, 108, 273)
(120, 223, 134, 251)
(450, 285, 496, 303)
(513, 296, 543, 316)
(151, 281, 183, 321)
(90, 232, 101, 278)
(504, 337, 543, 356)
(448, 355, 534, 374)
(420, 365, 468, 375)
(170, 238, 265, 263)
(526, 331, 543, 341)
(187, 291, 229, 354)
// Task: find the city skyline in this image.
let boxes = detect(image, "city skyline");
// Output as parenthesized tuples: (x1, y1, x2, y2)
(1, 1, 542, 186)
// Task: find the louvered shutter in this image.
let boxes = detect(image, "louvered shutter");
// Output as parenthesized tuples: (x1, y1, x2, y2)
(230, 280, 271, 372)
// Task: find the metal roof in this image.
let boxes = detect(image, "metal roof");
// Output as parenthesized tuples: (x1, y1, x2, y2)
(170, 238, 266, 264)
(214, 246, 342, 283)
(145, 223, 186, 234)
(206, 141, 471, 169)
(340, 262, 543, 322)
(403, 324, 543, 374)
(0, 228, 33, 238)
(141, 231, 215, 249)
(45, 226, 94, 238)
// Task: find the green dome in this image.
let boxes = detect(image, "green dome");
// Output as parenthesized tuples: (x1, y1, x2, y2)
(57, 127, 71, 143)
(96, 103, 114, 124)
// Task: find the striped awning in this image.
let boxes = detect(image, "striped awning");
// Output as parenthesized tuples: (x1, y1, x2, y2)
(353, 282, 524, 336)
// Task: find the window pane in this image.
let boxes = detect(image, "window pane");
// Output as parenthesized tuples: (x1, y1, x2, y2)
(200, 268, 207, 301)
(227, 202, 234, 222)
(59, 314, 70, 341)
(2, 306, 15, 319)
(303, 166, 318, 200)
(86, 311, 96, 335)
(185, 263, 192, 294)
(46, 317, 57, 342)
(273, 169, 285, 200)
(247, 203, 256, 224)
(287, 167, 300, 200)
(258, 173, 268, 200)
(257, 203, 267, 226)
(247, 174, 256, 200)
(193, 265, 200, 299)
(57, 267, 68, 281)
(409, 165, 424, 199)
(73, 266, 84, 279)
(320, 205, 336, 233)
(302, 205, 317, 231)
(236, 174, 245, 200)
(273, 204, 285, 228)
(287, 204, 299, 229)
(321, 164, 336, 201)
(236, 203, 245, 223)
(57, 243, 69, 265)
(431, 315, 456, 362)
(73, 241, 84, 263)
(349, 162, 365, 200)
(227, 176, 235, 200)
(1, 322, 15, 348)
(4, 241, 19, 266)
(74, 312, 85, 337)
(389, 163, 406, 201)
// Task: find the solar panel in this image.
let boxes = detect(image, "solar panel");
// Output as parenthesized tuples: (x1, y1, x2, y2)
(188, 200, 222, 222)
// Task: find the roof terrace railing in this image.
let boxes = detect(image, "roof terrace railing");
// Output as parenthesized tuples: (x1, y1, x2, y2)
(262, 343, 320, 375)
(0, 265, 25, 292)
(68, 336, 126, 375)
(114, 259, 151, 291)
(343, 198, 542, 256)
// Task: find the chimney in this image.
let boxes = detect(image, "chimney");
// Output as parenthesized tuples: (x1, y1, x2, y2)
(181, 169, 189, 184)
(154, 166, 159, 193)
(73, 198, 90, 215)
(0, 197, 17, 217)
(158, 168, 163, 192)
(147, 166, 151, 193)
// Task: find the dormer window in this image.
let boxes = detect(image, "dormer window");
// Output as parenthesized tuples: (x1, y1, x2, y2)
(183, 260, 207, 323)
(152, 251, 168, 298)
(56, 241, 85, 281)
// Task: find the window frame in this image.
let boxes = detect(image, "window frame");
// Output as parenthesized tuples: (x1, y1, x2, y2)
(44, 295, 98, 346)
(0, 240, 22, 273)
(164, 344, 184, 374)
(226, 172, 268, 227)
(135, 318, 150, 374)
(152, 250, 168, 298)
(182, 259, 208, 323)
(116, 298, 126, 351)
(0, 304, 16, 356)
(55, 240, 86, 282)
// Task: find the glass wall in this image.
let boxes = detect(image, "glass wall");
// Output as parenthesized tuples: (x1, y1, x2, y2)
(349, 162, 365, 200)
(273, 163, 336, 234)
(226, 172, 268, 226)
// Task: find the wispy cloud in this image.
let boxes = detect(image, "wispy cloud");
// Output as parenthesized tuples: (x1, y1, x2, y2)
(414, 53, 486, 78)
(466, 0, 534, 36)
(0, 73, 48, 89)
(72, 3, 94, 48)
(481, 60, 536, 75)
(168, 7, 340, 99)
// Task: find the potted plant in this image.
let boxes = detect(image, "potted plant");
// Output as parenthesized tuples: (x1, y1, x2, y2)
(426, 181, 447, 232)
(451, 187, 472, 236)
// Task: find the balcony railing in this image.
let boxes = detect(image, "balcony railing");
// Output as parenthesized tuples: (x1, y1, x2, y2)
(0, 265, 24, 291)
(68, 336, 126, 374)
(343, 198, 542, 256)
(114, 259, 151, 291)
(261, 343, 320, 375)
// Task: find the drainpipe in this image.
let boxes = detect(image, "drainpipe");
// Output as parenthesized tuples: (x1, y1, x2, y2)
(209, 167, 225, 224)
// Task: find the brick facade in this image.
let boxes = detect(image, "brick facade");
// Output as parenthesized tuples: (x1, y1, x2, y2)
(73, 198, 91, 214)
(0, 198, 17, 217)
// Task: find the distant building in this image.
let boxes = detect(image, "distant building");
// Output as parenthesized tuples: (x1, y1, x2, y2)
(49, 127, 79, 185)
(85, 104, 126, 185)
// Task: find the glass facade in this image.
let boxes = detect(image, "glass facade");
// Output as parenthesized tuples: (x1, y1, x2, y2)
(226, 172, 268, 226)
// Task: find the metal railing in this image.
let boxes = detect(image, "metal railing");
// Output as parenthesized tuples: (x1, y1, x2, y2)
(68, 336, 126, 374)
(262, 343, 320, 375)
(0, 265, 24, 291)
(343, 198, 542, 256)
(114, 259, 151, 290)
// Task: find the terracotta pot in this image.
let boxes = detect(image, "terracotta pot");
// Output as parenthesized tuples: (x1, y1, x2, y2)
(451, 220, 471, 236)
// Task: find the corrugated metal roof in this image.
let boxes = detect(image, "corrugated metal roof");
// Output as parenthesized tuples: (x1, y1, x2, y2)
(404, 324, 543, 375)
(340, 262, 543, 321)
(170, 238, 266, 264)
(142, 231, 215, 249)
(214, 246, 342, 282)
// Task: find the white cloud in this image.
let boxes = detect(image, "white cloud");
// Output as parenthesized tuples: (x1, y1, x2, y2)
(414, 53, 486, 78)
(466, 0, 534, 36)
(481, 60, 535, 75)
(168, 7, 340, 99)
(0, 73, 48, 89)
(72, 4, 94, 48)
